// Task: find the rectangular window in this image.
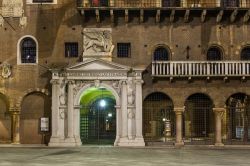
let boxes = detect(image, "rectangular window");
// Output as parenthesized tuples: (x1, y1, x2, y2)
(65, 42, 78, 58)
(33, 0, 53, 2)
(117, 43, 131, 58)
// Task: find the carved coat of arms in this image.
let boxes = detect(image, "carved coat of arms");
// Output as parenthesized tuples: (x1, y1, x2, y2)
(1, 63, 11, 79)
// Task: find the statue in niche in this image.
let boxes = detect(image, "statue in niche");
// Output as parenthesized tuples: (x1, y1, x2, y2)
(127, 77, 135, 106)
(59, 80, 67, 105)
(83, 28, 114, 55)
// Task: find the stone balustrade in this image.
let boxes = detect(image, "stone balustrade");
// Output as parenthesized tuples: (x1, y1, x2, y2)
(152, 61, 250, 77)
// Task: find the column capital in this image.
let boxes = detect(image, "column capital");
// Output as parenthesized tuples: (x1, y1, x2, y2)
(213, 107, 226, 118)
(68, 80, 75, 85)
(174, 107, 185, 113)
(50, 79, 60, 85)
(135, 79, 144, 84)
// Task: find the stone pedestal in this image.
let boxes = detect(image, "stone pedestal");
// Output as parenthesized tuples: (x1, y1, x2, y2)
(174, 107, 185, 147)
(213, 108, 225, 147)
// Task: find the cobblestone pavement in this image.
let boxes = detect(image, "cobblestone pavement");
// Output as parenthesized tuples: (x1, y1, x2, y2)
(0, 146, 250, 166)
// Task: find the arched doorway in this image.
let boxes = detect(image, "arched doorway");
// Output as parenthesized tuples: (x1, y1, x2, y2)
(184, 93, 214, 144)
(143, 92, 175, 145)
(224, 93, 250, 144)
(79, 87, 116, 145)
(20, 92, 51, 144)
(0, 93, 11, 143)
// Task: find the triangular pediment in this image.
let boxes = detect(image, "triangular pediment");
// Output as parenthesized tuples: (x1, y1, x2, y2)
(67, 58, 130, 71)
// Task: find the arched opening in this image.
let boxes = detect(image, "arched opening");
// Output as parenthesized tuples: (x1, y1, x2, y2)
(241, 46, 250, 60)
(153, 46, 170, 61)
(222, 0, 239, 7)
(184, 93, 214, 144)
(20, 92, 51, 144)
(0, 93, 11, 143)
(207, 46, 223, 61)
(143, 92, 175, 145)
(20, 37, 37, 64)
(162, 0, 180, 7)
(224, 93, 250, 144)
(79, 87, 116, 145)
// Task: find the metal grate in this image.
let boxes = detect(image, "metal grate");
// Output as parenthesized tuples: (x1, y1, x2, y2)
(21, 38, 37, 64)
(223, 93, 250, 144)
(241, 47, 250, 60)
(153, 47, 169, 61)
(143, 92, 175, 145)
(65, 42, 79, 58)
(33, 0, 53, 2)
(184, 93, 214, 145)
(117, 43, 131, 58)
(80, 93, 116, 145)
(207, 46, 222, 61)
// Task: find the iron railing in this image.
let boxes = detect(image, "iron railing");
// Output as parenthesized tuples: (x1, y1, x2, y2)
(152, 61, 250, 77)
(77, 0, 250, 8)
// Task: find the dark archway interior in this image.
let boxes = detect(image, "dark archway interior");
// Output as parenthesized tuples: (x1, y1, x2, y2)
(184, 93, 214, 140)
(226, 93, 250, 142)
(143, 92, 175, 143)
(207, 46, 222, 61)
(153, 47, 169, 61)
(20, 92, 51, 144)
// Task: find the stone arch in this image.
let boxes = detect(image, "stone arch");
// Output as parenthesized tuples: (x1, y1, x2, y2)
(17, 35, 39, 65)
(143, 91, 175, 143)
(20, 91, 51, 144)
(17, 88, 49, 107)
(184, 93, 215, 143)
(0, 92, 11, 143)
(74, 83, 120, 106)
(150, 44, 173, 60)
(206, 45, 224, 60)
(240, 45, 250, 60)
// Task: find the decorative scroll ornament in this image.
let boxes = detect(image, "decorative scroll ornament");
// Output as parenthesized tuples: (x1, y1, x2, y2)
(0, 16, 4, 27)
(1, 63, 11, 79)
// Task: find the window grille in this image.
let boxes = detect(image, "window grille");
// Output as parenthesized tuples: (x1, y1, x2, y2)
(241, 47, 250, 60)
(207, 47, 222, 61)
(33, 0, 53, 2)
(153, 47, 169, 61)
(21, 38, 37, 64)
(117, 43, 131, 58)
(65, 42, 78, 57)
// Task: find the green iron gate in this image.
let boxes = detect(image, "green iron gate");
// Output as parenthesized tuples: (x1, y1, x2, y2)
(80, 97, 116, 145)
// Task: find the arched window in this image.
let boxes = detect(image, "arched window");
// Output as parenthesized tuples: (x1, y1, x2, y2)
(241, 47, 250, 60)
(20, 37, 37, 64)
(153, 47, 170, 61)
(207, 46, 223, 61)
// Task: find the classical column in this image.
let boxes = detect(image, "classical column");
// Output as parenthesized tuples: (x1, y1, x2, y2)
(213, 108, 225, 146)
(11, 108, 20, 144)
(67, 80, 75, 142)
(174, 107, 185, 146)
(73, 106, 81, 146)
(114, 105, 121, 146)
(121, 80, 128, 138)
(49, 79, 60, 145)
(135, 79, 144, 141)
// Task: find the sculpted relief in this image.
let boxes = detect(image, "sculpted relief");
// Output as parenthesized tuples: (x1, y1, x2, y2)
(1, 0, 24, 17)
(83, 28, 114, 56)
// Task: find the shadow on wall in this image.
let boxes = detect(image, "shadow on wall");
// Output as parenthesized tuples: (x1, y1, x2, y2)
(0, 93, 11, 143)
(34, 0, 81, 60)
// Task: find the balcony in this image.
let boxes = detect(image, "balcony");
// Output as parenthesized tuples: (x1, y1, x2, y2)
(77, 0, 250, 8)
(152, 61, 250, 79)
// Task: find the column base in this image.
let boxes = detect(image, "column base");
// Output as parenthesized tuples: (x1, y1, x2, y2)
(116, 137, 145, 147)
(214, 143, 224, 147)
(49, 137, 82, 147)
(174, 141, 184, 147)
